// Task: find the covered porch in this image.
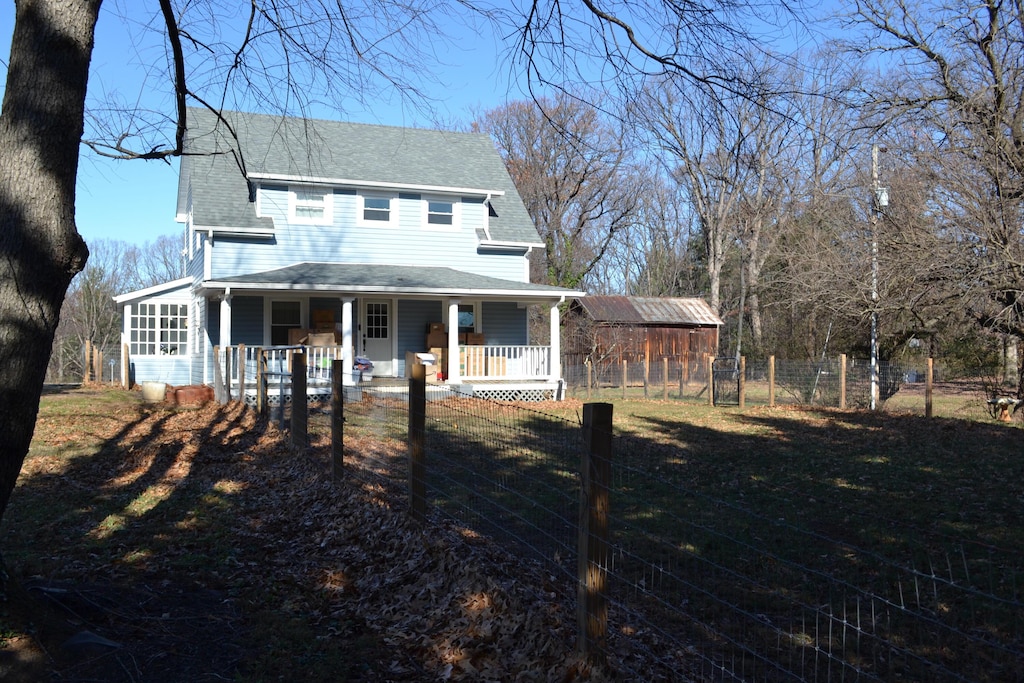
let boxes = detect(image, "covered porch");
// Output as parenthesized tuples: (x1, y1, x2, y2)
(203, 263, 584, 401)
(213, 342, 565, 403)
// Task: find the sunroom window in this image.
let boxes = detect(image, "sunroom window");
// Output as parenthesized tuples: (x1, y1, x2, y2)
(129, 302, 188, 356)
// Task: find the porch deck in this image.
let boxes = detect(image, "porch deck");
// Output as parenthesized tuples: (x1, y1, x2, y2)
(216, 343, 564, 403)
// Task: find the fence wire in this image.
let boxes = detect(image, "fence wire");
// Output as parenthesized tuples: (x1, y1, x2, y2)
(311, 382, 1021, 682)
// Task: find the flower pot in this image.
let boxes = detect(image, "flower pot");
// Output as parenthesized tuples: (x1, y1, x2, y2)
(141, 381, 167, 403)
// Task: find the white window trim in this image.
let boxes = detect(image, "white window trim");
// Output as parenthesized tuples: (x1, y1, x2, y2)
(288, 186, 333, 225)
(265, 298, 308, 346)
(128, 300, 189, 356)
(456, 301, 480, 334)
(358, 193, 398, 227)
(423, 196, 461, 232)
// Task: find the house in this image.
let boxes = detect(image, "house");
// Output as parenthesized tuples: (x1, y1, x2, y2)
(114, 108, 585, 401)
(563, 296, 723, 378)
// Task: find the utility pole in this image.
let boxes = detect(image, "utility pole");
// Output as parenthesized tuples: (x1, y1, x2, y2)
(870, 143, 888, 410)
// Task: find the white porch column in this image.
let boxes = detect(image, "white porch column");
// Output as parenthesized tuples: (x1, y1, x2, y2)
(341, 297, 355, 385)
(219, 290, 232, 347)
(447, 298, 461, 383)
(549, 298, 563, 381)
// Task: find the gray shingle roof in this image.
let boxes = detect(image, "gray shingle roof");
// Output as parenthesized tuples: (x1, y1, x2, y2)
(206, 263, 584, 298)
(179, 108, 541, 244)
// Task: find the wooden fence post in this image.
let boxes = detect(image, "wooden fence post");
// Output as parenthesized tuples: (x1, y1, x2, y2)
(213, 346, 225, 404)
(586, 361, 592, 400)
(679, 354, 686, 399)
(840, 354, 848, 409)
(662, 357, 669, 400)
(738, 356, 746, 409)
(84, 340, 92, 384)
(256, 348, 266, 417)
(122, 343, 131, 389)
(237, 344, 247, 402)
(225, 346, 233, 402)
(408, 363, 427, 522)
(622, 360, 628, 400)
(291, 352, 307, 449)
(768, 355, 776, 408)
(332, 359, 345, 485)
(707, 354, 714, 406)
(643, 357, 650, 399)
(578, 402, 612, 665)
(926, 357, 934, 418)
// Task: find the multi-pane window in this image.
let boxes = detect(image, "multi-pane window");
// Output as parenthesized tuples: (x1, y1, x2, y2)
(363, 196, 391, 222)
(129, 302, 188, 356)
(291, 187, 331, 223)
(427, 200, 454, 225)
(365, 302, 389, 339)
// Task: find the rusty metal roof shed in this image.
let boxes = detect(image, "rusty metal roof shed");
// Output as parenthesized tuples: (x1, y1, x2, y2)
(576, 296, 724, 327)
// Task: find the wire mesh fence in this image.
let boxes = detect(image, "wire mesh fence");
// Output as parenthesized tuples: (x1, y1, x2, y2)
(309, 381, 1023, 682)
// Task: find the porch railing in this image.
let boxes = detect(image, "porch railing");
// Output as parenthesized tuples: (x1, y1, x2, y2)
(458, 344, 551, 381)
(215, 343, 554, 390)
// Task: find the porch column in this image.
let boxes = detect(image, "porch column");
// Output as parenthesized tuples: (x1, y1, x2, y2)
(341, 297, 355, 385)
(219, 290, 232, 347)
(447, 298, 461, 383)
(549, 298, 563, 381)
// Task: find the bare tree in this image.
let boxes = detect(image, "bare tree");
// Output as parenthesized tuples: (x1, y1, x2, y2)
(844, 0, 1024, 394)
(0, 0, 817, 575)
(477, 95, 641, 290)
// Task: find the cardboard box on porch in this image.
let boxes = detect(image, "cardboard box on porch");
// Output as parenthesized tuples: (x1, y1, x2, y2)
(405, 351, 438, 380)
(288, 328, 311, 345)
(426, 331, 447, 347)
(429, 347, 447, 376)
(427, 322, 445, 333)
(306, 332, 336, 347)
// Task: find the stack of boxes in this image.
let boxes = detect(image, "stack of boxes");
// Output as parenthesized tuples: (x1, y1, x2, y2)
(417, 322, 487, 379)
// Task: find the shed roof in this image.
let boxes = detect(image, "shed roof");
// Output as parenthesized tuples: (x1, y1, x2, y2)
(576, 296, 723, 327)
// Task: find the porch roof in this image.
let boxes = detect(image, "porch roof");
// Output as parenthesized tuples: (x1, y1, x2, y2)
(202, 263, 586, 300)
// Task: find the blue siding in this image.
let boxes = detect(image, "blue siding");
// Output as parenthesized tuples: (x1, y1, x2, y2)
(209, 185, 529, 281)
(232, 296, 265, 345)
(397, 299, 443, 375)
(481, 301, 528, 345)
(131, 357, 191, 386)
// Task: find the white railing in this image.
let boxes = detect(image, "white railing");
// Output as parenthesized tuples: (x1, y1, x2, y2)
(458, 344, 551, 381)
(215, 343, 554, 388)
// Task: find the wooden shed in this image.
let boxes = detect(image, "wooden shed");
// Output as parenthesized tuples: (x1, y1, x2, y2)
(564, 296, 724, 373)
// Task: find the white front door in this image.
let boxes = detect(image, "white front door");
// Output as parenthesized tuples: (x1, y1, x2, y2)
(361, 299, 393, 376)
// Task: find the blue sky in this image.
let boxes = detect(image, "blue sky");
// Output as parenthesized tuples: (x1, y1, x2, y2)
(1, 2, 827, 249)
(0, 4, 524, 247)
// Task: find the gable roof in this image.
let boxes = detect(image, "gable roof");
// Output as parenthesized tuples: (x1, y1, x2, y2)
(178, 108, 542, 245)
(574, 296, 723, 326)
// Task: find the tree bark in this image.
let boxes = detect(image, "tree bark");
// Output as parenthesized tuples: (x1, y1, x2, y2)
(0, 0, 97, 532)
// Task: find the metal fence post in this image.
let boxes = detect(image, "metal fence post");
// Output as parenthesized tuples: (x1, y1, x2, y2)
(768, 355, 776, 407)
(291, 352, 307, 449)
(332, 359, 345, 484)
(926, 357, 934, 418)
(738, 356, 746, 409)
(578, 402, 613, 664)
(409, 363, 427, 522)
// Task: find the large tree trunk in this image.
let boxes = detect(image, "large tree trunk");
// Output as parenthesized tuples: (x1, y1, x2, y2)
(0, 0, 98, 540)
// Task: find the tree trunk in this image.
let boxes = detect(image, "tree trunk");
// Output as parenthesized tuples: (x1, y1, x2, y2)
(0, 0, 97, 536)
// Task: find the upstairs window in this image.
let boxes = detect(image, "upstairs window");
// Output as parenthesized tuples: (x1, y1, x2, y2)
(361, 195, 395, 225)
(129, 302, 188, 356)
(428, 200, 454, 225)
(290, 186, 332, 224)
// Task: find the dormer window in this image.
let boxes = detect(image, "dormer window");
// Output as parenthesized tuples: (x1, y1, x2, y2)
(290, 186, 332, 224)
